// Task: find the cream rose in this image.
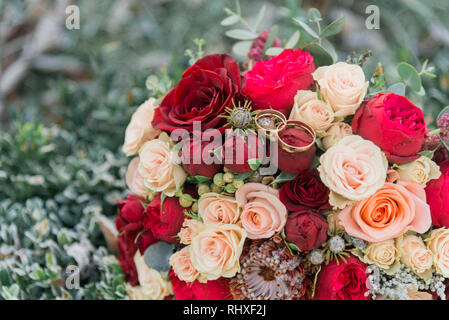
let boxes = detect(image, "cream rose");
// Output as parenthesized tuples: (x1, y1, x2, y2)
(318, 135, 388, 209)
(407, 287, 433, 300)
(169, 247, 199, 283)
(125, 157, 150, 198)
(321, 122, 353, 150)
(313, 62, 368, 119)
(178, 219, 202, 245)
(133, 251, 173, 300)
(190, 223, 246, 281)
(426, 227, 449, 277)
(235, 183, 287, 239)
(289, 90, 334, 134)
(138, 132, 187, 196)
(396, 156, 441, 187)
(198, 193, 240, 225)
(122, 97, 160, 156)
(397, 235, 433, 277)
(363, 240, 399, 271)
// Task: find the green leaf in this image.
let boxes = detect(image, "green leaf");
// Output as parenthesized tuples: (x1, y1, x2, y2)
(143, 242, 174, 272)
(232, 40, 252, 57)
(225, 29, 257, 40)
(293, 18, 319, 39)
(248, 158, 261, 171)
(186, 175, 212, 184)
(221, 15, 239, 26)
(254, 5, 266, 31)
(397, 62, 422, 92)
(285, 31, 300, 49)
(160, 193, 167, 212)
(265, 47, 284, 56)
(321, 39, 338, 62)
(263, 25, 279, 52)
(271, 171, 297, 185)
(235, 171, 253, 181)
(303, 43, 333, 67)
(388, 82, 406, 96)
(307, 8, 322, 23)
(288, 242, 301, 252)
(320, 16, 345, 39)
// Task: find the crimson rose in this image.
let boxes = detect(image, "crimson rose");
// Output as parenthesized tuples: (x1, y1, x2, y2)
(243, 48, 315, 115)
(352, 93, 426, 164)
(425, 160, 449, 227)
(152, 54, 241, 134)
(144, 193, 186, 244)
(169, 269, 232, 300)
(314, 255, 370, 300)
(280, 169, 330, 211)
(285, 209, 328, 251)
(180, 137, 223, 178)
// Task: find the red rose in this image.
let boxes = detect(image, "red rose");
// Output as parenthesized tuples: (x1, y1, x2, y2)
(352, 93, 426, 164)
(280, 169, 330, 211)
(169, 269, 232, 300)
(180, 137, 223, 178)
(243, 48, 315, 115)
(425, 160, 449, 227)
(152, 54, 241, 134)
(144, 194, 186, 244)
(277, 127, 316, 174)
(285, 209, 328, 251)
(223, 133, 264, 173)
(116, 194, 146, 233)
(314, 255, 370, 300)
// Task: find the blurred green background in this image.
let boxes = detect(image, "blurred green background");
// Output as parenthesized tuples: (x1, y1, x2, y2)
(0, 0, 448, 299)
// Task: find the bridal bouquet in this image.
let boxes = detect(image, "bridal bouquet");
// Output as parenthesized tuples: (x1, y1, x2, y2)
(115, 6, 449, 300)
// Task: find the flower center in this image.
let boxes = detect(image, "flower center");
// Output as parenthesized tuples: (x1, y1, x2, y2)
(259, 266, 276, 281)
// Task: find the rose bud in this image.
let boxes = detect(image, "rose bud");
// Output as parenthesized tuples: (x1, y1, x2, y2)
(180, 137, 223, 178)
(284, 209, 328, 251)
(352, 93, 426, 164)
(223, 132, 265, 173)
(314, 255, 370, 300)
(321, 122, 353, 150)
(243, 48, 315, 116)
(279, 169, 330, 211)
(277, 126, 316, 174)
(425, 160, 449, 227)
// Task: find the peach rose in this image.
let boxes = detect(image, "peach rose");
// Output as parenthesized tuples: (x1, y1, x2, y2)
(321, 122, 353, 150)
(138, 132, 187, 196)
(235, 183, 287, 239)
(126, 157, 150, 198)
(177, 219, 202, 245)
(122, 97, 160, 156)
(396, 156, 441, 187)
(363, 240, 399, 271)
(397, 235, 433, 277)
(169, 247, 199, 282)
(133, 251, 173, 300)
(338, 182, 432, 242)
(407, 287, 433, 300)
(318, 135, 388, 209)
(426, 228, 449, 277)
(289, 90, 334, 134)
(190, 223, 246, 280)
(198, 193, 240, 225)
(313, 62, 368, 119)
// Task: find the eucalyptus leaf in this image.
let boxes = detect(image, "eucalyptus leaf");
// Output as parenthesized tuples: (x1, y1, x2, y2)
(388, 82, 406, 96)
(263, 25, 279, 52)
(397, 62, 422, 92)
(271, 171, 297, 185)
(221, 15, 239, 26)
(320, 16, 345, 39)
(143, 241, 174, 272)
(225, 29, 257, 40)
(232, 40, 252, 57)
(293, 18, 319, 39)
(303, 43, 333, 66)
(265, 47, 284, 56)
(321, 38, 338, 62)
(285, 31, 300, 49)
(254, 5, 266, 31)
(307, 8, 322, 23)
(437, 106, 449, 121)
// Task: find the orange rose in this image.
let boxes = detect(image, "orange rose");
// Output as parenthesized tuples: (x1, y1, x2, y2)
(338, 182, 432, 242)
(169, 247, 199, 283)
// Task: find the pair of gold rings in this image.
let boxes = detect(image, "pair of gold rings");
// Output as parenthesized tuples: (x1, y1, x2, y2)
(255, 110, 316, 153)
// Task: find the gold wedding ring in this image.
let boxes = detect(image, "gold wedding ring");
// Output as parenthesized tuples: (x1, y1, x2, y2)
(276, 120, 316, 153)
(255, 109, 287, 138)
